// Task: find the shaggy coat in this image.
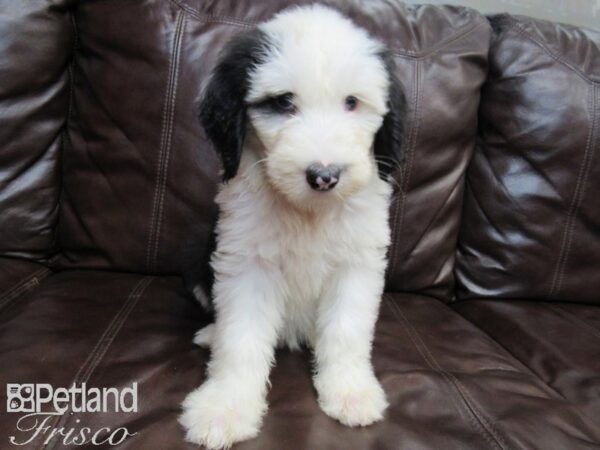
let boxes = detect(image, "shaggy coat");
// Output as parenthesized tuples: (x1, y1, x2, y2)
(180, 5, 405, 449)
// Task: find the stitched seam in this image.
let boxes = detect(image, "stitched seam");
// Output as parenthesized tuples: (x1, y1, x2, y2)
(503, 19, 599, 85)
(0, 267, 51, 311)
(79, 277, 153, 382)
(146, 12, 180, 271)
(68, 10, 78, 121)
(549, 86, 598, 297)
(65, 12, 77, 122)
(388, 297, 509, 450)
(152, 12, 186, 270)
(146, 49, 174, 271)
(385, 296, 509, 450)
(388, 60, 422, 282)
(555, 86, 599, 294)
(386, 297, 504, 450)
(393, 21, 487, 60)
(170, 0, 256, 27)
(40, 276, 153, 450)
(146, 11, 185, 272)
(71, 278, 152, 387)
(53, 9, 78, 261)
(452, 302, 571, 401)
(171, 0, 488, 59)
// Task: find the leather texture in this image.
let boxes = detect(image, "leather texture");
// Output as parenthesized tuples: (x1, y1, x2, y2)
(0, 1, 72, 261)
(1, 1, 600, 449)
(455, 14, 600, 303)
(50, 0, 490, 302)
(2, 282, 599, 449)
(454, 299, 600, 426)
(0, 258, 51, 311)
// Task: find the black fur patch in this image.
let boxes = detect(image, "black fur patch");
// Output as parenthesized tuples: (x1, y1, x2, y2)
(198, 29, 272, 182)
(374, 50, 407, 181)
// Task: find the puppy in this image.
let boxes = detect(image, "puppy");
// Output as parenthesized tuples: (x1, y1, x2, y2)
(180, 5, 405, 449)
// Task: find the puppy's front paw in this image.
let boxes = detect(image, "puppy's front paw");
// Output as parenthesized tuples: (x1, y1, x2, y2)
(179, 382, 266, 449)
(315, 370, 388, 427)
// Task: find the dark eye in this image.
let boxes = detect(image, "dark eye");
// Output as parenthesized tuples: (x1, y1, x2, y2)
(273, 93, 295, 113)
(345, 95, 359, 111)
(253, 92, 296, 115)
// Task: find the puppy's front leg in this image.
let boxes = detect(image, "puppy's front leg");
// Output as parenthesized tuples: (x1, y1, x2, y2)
(314, 266, 388, 427)
(180, 267, 283, 449)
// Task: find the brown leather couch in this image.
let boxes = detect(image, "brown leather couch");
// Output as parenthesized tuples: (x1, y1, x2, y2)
(1, 1, 599, 449)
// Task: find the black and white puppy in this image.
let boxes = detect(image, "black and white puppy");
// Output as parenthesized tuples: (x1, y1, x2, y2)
(180, 5, 405, 449)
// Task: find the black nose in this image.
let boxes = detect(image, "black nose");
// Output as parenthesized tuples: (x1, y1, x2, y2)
(306, 163, 341, 191)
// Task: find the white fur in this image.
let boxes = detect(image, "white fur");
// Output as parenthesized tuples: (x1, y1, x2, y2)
(181, 5, 393, 448)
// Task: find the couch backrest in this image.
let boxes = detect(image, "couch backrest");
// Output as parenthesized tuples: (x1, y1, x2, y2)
(456, 14, 600, 303)
(0, 1, 72, 261)
(7, 0, 489, 302)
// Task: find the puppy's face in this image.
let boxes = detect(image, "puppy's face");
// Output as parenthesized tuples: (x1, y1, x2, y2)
(200, 5, 405, 209)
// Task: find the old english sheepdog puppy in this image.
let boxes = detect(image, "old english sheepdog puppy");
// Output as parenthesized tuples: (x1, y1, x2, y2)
(180, 4, 405, 449)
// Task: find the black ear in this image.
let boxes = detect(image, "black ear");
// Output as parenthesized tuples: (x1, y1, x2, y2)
(374, 51, 407, 181)
(198, 29, 270, 182)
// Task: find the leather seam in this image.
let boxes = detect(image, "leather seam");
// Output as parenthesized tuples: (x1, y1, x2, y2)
(56, 10, 78, 258)
(385, 296, 510, 450)
(170, 0, 257, 28)
(504, 19, 600, 85)
(153, 12, 186, 271)
(171, 0, 488, 60)
(454, 302, 600, 435)
(77, 277, 154, 383)
(451, 302, 573, 401)
(40, 276, 153, 450)
(549, 85, 598, 297)
(145, 33, 175, 272)
(146, 11, 186, 272)
(555, 86, 599, 294)
(0, 267, 52, 312)
(388, 59, 422, 283)
(67, 10, 78, 123)
(393, 21, 488, 60)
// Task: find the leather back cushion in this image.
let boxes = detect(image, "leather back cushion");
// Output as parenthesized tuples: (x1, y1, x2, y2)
(456, 14, 600, 303)
(54, 0, 489, 301)
(0, 1, 71, 261)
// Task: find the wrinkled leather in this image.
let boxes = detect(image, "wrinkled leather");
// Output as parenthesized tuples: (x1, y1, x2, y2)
(0, 257, 51, 310)
(2, 280, 599, 449)
(0, 271, 204, 448)
(0, 1, 72, 261)
(455, 14, 600, 303)
(50, 0, 490, 302)
(454, 299, 600, 426)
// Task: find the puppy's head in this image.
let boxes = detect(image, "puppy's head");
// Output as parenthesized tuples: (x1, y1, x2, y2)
(200, 5, 405, 209)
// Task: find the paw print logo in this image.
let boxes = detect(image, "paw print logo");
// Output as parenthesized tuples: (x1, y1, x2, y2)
(6, 384, 35, 413)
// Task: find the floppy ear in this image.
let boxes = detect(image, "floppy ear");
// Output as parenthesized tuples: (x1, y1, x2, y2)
(198, 29, 270, 182)
(374, 51, 407, 181)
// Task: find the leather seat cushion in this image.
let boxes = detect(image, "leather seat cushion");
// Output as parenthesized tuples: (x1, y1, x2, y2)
(454, 299, 600, 424)
(1, 278, 598, 449)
